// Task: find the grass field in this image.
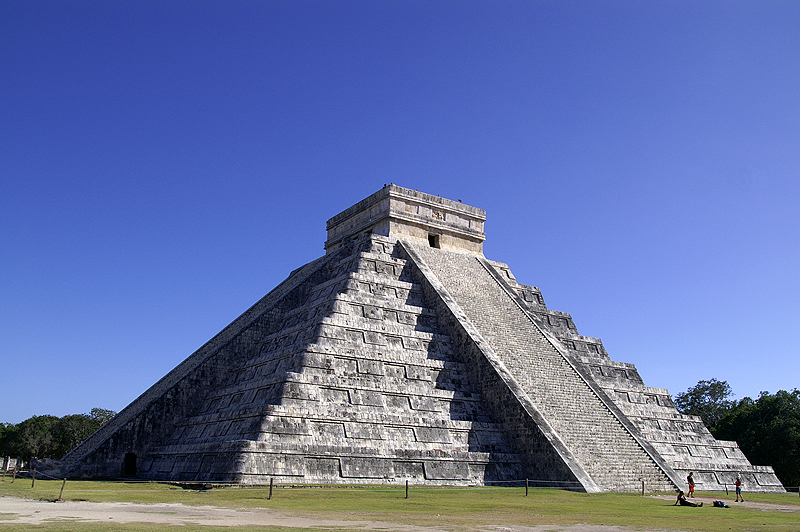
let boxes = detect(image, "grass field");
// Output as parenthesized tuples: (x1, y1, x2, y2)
(1, 476, 798, 531)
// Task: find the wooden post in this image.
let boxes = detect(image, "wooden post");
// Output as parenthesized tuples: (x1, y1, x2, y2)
(31, 468, 36, 488)
(641, 480, 644, 496)
(405, 480, 409, 499)
(525, 478, 529, 497)
(58, 479, 67, 501)
(268, 477, 273, 500)
(725, 484, 728, 495)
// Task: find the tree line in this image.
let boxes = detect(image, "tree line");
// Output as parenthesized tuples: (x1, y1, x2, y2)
(674, 380, 800, 488)
(0, 408, 116, 463)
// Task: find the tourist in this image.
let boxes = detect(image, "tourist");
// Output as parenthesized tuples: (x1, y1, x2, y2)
(675, 490, 703, 507)
(735, 475, 744, 502)
(687, 471, 695, 497)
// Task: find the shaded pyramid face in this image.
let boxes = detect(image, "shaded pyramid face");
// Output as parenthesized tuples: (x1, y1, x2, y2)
(106, 235, 526, 484)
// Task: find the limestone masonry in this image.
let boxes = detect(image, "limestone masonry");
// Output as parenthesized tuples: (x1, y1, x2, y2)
(58, 185, 784, 492)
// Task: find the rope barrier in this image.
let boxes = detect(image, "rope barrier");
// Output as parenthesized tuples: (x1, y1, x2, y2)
(28, 469, 64, 481)
(8, 468, 799, 496)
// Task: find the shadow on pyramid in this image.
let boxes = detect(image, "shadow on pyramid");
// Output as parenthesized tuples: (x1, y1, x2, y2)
(58, 185, 784, 492)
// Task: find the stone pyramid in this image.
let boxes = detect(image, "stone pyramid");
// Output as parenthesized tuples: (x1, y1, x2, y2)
(58, 185, 783, 492)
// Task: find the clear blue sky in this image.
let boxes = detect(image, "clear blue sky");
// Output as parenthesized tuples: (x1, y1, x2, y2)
(2, 1, 798, 424)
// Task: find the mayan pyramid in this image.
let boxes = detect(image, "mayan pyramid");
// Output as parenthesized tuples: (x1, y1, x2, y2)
(58, 185, 784, 492)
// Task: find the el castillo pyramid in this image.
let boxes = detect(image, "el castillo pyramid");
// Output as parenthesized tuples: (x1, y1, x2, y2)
(58, 185, 783, 492)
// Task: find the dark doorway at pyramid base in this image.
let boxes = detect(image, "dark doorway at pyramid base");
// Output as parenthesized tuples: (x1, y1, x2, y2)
(122, 453, 137, 478)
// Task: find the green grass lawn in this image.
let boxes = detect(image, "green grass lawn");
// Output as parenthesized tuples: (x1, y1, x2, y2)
(0, 477, 798, 531)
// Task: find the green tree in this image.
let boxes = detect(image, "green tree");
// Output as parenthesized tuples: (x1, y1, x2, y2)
(89, 408, 116, 425)
(0, 422, 20, 457)
(673, 378, 734, 431)
(715, 389, 800, 488)
(54, 408, 116, 458)
(2, 408, 117, 462)
(54, 414, 95, 459)
(15, 415, 60, 461)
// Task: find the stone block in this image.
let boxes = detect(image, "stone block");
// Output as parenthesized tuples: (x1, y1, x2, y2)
(424, 461, 469, 480)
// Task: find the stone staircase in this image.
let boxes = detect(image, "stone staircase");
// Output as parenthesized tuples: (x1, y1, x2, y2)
(504, 274, 785, 493)
(406, 243, 678, 491)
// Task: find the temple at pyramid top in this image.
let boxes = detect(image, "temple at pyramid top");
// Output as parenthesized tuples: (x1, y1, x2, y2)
(325, 184, 486, 255)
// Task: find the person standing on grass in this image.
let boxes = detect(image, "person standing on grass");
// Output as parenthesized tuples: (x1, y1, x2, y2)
(735, 475, 744, 502)
(687, 472, 695, 497)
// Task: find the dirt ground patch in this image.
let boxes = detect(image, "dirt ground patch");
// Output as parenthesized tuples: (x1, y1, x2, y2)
(0, 495, 650, 531)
